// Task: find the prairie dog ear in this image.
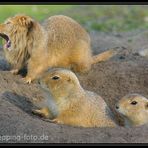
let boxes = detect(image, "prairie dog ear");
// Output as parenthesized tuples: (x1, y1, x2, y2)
(67, 77, 72, 82)
(18, 16, 34, 28)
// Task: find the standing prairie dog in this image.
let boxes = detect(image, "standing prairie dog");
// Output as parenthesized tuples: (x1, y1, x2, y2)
(0, 14, 118, 83)
(33, 68, 116, 128)
(115, 94, 148, 127)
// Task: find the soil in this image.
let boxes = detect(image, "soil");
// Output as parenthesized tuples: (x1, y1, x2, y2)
(0, 30, 148, 143)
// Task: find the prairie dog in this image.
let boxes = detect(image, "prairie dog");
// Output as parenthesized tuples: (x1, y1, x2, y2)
(33, 68, 116, 128)
(0, 14, 118, 83)
(115, 94, 148, 127)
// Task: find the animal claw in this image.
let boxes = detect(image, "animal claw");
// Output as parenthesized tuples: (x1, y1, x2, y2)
(22, 76, 32, 84)
(51, 118, 63, 124)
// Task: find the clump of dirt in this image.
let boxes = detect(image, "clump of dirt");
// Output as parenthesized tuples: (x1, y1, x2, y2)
(0, 30, 148, 143)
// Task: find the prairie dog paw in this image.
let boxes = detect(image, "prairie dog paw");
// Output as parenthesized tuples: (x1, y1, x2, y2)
(51, 118, 63, 124)
(22, 76, 32, 84)
(32, 109, 42, 116)
(32, 108, 50, 119)
(10, 69, 19, 75)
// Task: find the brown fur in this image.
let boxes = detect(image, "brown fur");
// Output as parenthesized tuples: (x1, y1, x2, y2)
(33, 68, 116, 128)
(0, 14, 118, 83)
(115, 94, 148, 127)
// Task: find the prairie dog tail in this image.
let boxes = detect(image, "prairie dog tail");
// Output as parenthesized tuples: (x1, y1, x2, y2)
(92, 48, 119, 65)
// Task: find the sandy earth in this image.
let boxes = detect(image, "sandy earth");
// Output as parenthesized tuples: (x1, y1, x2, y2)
(0, 30, 148, 143)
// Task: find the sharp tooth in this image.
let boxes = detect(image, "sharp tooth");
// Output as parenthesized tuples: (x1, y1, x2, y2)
(7, 40, 11, 48)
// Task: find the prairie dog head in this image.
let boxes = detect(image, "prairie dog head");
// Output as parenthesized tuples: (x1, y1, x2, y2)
(0, 14, 34, 51)
(115, 94, 148, 127)
(38, 68, 82, 99)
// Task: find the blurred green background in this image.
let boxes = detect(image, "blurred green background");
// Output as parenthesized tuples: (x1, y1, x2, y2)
(0, 5, 148, 32)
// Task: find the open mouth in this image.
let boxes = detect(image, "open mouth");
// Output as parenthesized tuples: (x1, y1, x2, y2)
(0, 33, 11, 50)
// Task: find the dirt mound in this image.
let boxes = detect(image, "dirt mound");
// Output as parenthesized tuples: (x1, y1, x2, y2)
(0, 30, 148, 143)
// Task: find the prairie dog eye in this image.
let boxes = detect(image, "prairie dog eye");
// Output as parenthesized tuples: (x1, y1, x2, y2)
(131, 101, 138, 105)
(5, 21, 11, 25)
(52, 75, 60, 80)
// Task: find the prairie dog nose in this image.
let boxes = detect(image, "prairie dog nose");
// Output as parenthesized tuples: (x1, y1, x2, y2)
(115, 105, 119, 110)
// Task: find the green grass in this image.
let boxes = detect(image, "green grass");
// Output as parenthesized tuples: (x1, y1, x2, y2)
(61, 5, 148, 32)
(0, 5, 148, 32)
(0, 5, 73, 22)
